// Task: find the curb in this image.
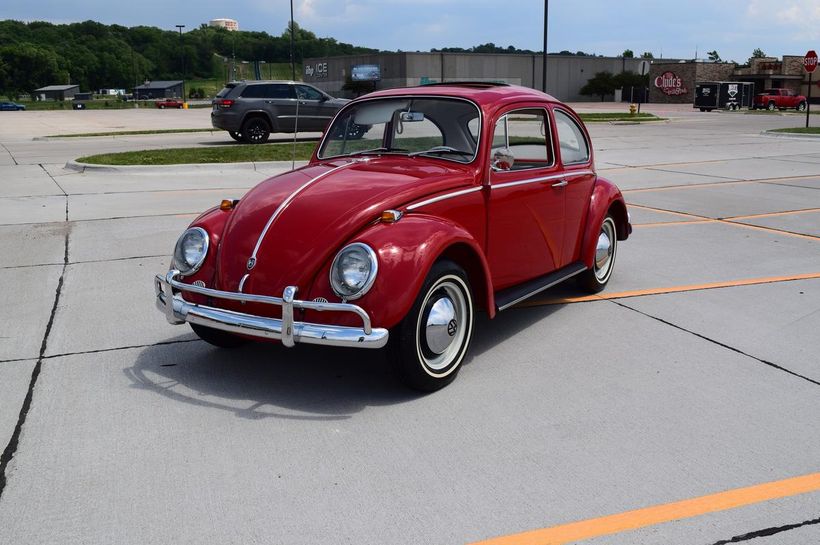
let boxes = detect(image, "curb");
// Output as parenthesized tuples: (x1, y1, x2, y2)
(760, 130, 820, 140)
(64, 159, 309, 173)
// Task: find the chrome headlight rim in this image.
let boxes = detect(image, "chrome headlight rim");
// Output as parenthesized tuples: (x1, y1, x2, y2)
(172, 227, 209, 276)
(329, 242, 378, 301)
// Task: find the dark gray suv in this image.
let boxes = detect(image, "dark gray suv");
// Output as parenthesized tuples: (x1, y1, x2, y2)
(211, 81, 349, 144)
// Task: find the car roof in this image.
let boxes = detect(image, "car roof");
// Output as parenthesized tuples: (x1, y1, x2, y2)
(362, 83, 560, 109)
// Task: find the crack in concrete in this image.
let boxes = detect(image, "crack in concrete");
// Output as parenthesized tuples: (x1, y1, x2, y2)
(0, 142, 18, 166)
(0, 231, 69, 501)
(41, 338, 202, 361)
(709, 515, 820, 544)
(610, 300, 820, 387)
(0, 253, 168, 271)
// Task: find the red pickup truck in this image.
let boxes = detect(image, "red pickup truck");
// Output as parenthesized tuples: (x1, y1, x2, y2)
(155, 98, 183, 109)
(753, 89, 807, 111)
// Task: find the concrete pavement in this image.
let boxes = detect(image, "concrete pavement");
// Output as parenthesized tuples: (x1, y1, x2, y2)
(0, 104, 819, 545)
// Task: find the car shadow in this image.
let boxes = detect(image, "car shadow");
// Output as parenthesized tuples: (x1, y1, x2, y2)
(126, 286, 573, 420)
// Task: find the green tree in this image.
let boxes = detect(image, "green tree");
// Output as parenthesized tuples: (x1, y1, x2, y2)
(752, 48, 766, 58)
(707, 50, 722, 62)
(580, 71, 617, 101)
(622, 49, 634, 58)
(641, 51, 654, 59)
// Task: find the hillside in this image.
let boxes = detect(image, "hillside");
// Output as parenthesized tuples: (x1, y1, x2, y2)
(0, 20, 378, 96)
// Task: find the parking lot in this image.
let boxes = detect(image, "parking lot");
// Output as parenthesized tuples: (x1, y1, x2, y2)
(0, 105, 818, 545)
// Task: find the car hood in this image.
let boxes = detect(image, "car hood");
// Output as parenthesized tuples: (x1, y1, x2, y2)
(215, 156, 475, 297)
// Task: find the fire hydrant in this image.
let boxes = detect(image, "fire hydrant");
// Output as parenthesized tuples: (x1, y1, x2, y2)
(629, 103, 637, 115)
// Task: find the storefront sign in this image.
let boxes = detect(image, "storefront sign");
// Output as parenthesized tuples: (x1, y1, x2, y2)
(654, 71, 688, 96)
(759, 62, 782, 71)
(304, 62, 328, 78)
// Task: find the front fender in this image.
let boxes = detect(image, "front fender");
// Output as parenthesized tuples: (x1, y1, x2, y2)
(305, 214, 494, 330)
(580, 177, 631, 269)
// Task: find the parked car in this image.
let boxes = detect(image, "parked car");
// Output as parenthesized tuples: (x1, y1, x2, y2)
(211, 80, 349, 143)
(0, 101, 26, 111)
(155, 98, 183, 109)
(156, 83, 631, 390)
(752, 88, 807, 111)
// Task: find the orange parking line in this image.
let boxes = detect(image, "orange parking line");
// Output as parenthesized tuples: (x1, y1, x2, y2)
(626, 204, 709, 220)
(624, 180, 754, 194)
(469, 472, 820, 545)
(724, 207, 820, 221)
(722, 221, 820, 242)
(519, 272, 820, 306)
(634, 220, 717, 228)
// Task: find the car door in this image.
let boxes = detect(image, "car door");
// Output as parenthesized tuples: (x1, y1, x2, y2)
(552, 108, 596, 267)
(294, 84, 336, 132)
(487, 106, 564, 290)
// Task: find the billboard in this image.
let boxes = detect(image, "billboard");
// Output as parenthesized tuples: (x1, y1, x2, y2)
(352, 64, 381, 81)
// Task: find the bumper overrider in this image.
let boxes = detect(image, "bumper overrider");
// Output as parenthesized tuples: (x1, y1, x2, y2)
(154, 270, 389, 349)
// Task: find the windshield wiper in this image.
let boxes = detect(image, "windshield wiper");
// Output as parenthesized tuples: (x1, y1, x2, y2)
(353, 147, 409, 156)
(409, 146, 472, 157)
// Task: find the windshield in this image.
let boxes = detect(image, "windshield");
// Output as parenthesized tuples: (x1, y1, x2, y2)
(318, 97, 481, 163)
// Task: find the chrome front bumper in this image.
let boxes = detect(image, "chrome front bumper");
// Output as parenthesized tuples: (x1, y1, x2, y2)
(154, 270, 389, 349)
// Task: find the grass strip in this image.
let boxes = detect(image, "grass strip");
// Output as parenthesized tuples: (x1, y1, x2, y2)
(50, 128, 217, 138)
(578, 113, 664, 122)
(77, 142, 318, 165)
(769, 127, 820, 134)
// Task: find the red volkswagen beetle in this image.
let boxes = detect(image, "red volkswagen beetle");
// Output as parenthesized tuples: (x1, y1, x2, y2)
(155, 83, 631, 390)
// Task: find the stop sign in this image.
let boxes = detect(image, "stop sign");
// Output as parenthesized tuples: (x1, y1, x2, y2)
(805, 50, 818, 73)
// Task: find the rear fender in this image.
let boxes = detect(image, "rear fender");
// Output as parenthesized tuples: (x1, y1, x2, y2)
(580, 177, 630, 269)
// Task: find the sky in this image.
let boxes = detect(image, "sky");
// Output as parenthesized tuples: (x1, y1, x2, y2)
(4, 0, 819, 62)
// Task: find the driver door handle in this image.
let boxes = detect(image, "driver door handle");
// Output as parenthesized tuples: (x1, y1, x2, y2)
(551, 180, 568, 188)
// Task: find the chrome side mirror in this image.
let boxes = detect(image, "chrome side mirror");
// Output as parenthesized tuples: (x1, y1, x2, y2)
(491, 148, 515, 171)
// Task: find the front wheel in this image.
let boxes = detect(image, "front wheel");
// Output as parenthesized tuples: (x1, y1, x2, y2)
(190, 323, 248, 348)
(767, 102, 777, 111)
(797, 101, 807, 112)
(577, 215, 618, 293)
(391, 260, 474, 391)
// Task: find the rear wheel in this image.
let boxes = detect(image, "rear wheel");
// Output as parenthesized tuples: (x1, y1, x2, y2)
(797, 101, 807, 112)
(767, 101, 777, 111)
(577, 215, 618, 293)
(190, 323, 248, 348)
(391, 260, 474, 392)
(242, 117, 271, 144)
(228, 131, 243, 142)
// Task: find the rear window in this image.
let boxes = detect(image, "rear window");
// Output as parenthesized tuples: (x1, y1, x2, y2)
(216, 84, 238, 98)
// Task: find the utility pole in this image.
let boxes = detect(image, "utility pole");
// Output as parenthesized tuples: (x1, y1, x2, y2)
(290, 0, 296, 81)
(542, 0, 548, 93)
(176, 24, 186, 106)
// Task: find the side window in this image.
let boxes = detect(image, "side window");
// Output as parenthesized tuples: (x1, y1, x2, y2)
(296, 85, 324, 100)
(268, 84, 296, 99)
(240, 85, 265, 99)
(554, 109, 590, 164)
(491, 109, 552, 170)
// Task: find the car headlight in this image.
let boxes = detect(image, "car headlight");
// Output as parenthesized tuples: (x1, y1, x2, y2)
(172, 227, 209, 275)
(330, 243, 378, 300)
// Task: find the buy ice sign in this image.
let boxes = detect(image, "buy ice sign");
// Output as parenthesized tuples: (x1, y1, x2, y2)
(805, 51, 818, 73)
(654, 71, 688, 96)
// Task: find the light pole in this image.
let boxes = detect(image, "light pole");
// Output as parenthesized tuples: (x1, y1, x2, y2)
(290, 0, 296, 81)
(542, 0, 548, 93)
(176, 24, 186, 105)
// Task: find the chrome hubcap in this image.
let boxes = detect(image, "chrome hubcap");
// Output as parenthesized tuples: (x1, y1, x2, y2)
(425, 296, 457, 355)
(416, 277, 471, 374)
(594, 219, 616, 281)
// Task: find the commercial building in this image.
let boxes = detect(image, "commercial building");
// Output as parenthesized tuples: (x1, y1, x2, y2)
(649, 56, 814, 104)
(209, 18, 238, 31)
(133, 80, 184, 99)
(34, 84, 80, 101)
(302, 52, 646, 102)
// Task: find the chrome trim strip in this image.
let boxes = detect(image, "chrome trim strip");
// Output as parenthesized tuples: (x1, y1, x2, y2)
(249, 161, 356, 265)
(155, 270, 388, 348)
(496, 266, 587, 311)
(491, 170, 594, 190)
(406, 186, 482, 211)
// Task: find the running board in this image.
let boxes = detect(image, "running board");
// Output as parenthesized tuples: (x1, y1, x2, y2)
(494, 262, 587, 311)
